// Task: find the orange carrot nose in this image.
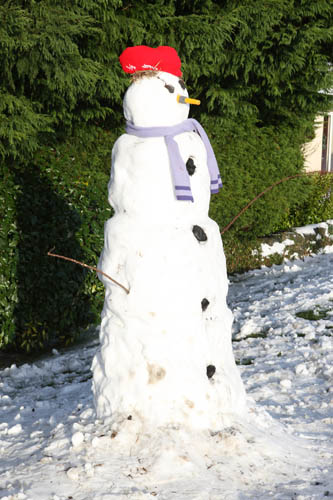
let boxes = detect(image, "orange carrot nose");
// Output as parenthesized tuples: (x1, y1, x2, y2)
(177, 95, 201, 106)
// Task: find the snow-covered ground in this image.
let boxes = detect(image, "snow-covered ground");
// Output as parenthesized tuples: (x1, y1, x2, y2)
(1, 250, 332, 500)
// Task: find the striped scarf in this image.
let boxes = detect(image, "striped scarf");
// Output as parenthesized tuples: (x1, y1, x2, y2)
(125, 118, 222, 202)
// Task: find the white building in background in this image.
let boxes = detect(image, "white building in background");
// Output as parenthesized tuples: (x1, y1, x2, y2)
(304, 113, 333, 173)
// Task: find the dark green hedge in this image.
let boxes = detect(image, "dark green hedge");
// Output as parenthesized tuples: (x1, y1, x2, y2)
(0, 129, 115, 352)
(281, 173, 333, 229)
(1, 123, 333, 352)
(208, 117, 311, 238)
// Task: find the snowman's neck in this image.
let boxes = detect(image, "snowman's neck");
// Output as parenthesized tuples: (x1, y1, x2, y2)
(126, 119, 196, 139)
(125, 118, 222, 202)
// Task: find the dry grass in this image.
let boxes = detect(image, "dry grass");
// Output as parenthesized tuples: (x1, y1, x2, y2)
(131, 70, 159, 82)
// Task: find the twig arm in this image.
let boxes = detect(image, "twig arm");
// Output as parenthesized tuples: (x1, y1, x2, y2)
(221, 170, 333, 234)
(47, 249, 130, 294)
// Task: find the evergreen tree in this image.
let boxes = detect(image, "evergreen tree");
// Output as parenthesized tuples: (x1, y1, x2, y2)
(1, 0, 332, 161)
(0, 0, 124, 160)
(168, 0, 333, 235)
(218, 0, 333, 128)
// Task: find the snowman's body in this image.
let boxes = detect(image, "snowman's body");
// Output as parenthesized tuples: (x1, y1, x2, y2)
(92, 71, 246, 431)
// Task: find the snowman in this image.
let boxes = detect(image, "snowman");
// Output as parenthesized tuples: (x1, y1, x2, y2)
(92, 46, 246, 432)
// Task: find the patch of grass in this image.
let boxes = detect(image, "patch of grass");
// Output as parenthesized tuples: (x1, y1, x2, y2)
(233, 331, 268, 342)
(296, 309, 330, 321)
(263, 253, 284, 267)
(236, 357, 255, 366)
(223, 234, 262, 274)
(245, 331, 268, 340)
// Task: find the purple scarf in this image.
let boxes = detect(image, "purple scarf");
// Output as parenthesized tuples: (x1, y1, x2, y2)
(125, 118, 222, 202)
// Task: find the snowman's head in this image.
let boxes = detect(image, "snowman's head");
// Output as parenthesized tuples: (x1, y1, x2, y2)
(123, 71, 191, 127)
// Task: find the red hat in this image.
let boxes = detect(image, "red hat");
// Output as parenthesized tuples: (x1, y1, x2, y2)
(119, 46, 182, 77)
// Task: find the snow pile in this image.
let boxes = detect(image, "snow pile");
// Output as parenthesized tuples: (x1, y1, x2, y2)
(1, 251, 332, 499)
(254, 220, 333, 262)
(294, 221, 332, 237)
(295, 221, 333, 255)
(261, 238, 294, 258)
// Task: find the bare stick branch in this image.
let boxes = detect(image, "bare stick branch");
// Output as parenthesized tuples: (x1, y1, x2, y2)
(47, 250, 130, 294)
(221, 170, 333, 235)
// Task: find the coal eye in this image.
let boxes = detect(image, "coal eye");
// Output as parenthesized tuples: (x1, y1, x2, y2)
(179, 79, 186, 90)
(164, 84, 175, 93)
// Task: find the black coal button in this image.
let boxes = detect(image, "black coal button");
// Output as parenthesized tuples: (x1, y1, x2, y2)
(186, 158, 196, 176)
(201, 298, 209, 311)
(206, 365, 216, 379)
(192, 225, 207, 242)
(179, 79, 186, 90)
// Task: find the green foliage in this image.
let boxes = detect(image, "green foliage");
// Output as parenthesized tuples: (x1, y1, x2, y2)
(280, 173, 333, 229)
(0, 0, 332, 163)
(296, 307, 330, 321)
(0, 129, 114, 352)
(0, 0, 125, 160)
(222, 234, 262, 275)
(0, 164, 19, 347)
(213, 0, 333, 127)
(2, 0, 332, 161)
(208, 117, 311, 238)
(0, 93, 52, 160)
(169, 0, 333, 129)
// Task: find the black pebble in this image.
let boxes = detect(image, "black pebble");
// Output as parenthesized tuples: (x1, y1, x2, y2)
(186, 158, 196, 176)
(165, 84, 175, 93)
(201, 298, 210, 311)
(192, 225, 208, 242)
(206, 365, 216, 379)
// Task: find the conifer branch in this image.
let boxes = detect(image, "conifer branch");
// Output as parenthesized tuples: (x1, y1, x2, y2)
(221, 170, 333, 234)
(47, 249, 130, 294)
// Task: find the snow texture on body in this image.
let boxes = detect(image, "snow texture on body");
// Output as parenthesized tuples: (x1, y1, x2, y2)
(1, 251, 332, 499)
(92, 70, 246, 430)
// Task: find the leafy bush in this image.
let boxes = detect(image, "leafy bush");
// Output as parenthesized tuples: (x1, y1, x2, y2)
(208, 117, 312, 239)
(0, 164, 20, 347)
(0, 128, 115, 352)
(281, 173, 333, 229)
(222, 234, 262, 275)
(1, 121, 329, 353)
